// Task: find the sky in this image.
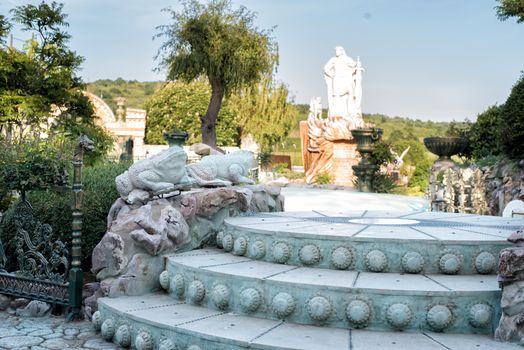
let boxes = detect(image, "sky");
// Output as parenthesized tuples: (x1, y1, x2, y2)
(2, 0, 524, 122)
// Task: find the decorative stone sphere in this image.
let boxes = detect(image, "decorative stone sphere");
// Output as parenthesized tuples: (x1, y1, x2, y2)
(115, 325, 131, 348)
(222, 234, 234, 252)
(169, 273, 185, 299)
(271, 292, 296, 319)
(101, 318, 116, 340)
(216, 231, 225, 248)
(92, 311, 103, 331)
(272, 242, 291, 264)
(439, 253, 461, 274)
(249, 240, 266, 259)
(331, 247, 353, 270)
(159, 270, 170, 290)
(307, 296, 333, 322)
(401, 252, 424, 274)
(474, 252, 497, 274)
(188, 280, 206, 304)
(386, 303, 413, 329)
(346, 300, 371, 327)
(365, 250, 388, 272)
(211, 284, 230, 310)
(233, 237, 248, 256)
(468, 303, 493, 328)
(299, 244, 321, 266)
(158, 339, 176, 350)
(135, 330, 153, 350)
(240, 288, 262, 313)
(427, 305, 454, 331)
(187, 346, 202, 350)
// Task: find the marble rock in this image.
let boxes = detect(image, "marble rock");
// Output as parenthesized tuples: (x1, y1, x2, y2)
(16, 300, 51, 317)
(499, 246, 524, 281)
(10, 298, 30, 310)
(93, 185, 283, 297)
(91, 232, 127, 280)
(130, 204, 189, 255)
(108, 254, 164, 297)
(0, 294, 10, 310)
(501, 281, 524, 316)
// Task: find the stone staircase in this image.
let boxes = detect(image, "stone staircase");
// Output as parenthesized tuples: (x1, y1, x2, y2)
(93, 210, 524, 349)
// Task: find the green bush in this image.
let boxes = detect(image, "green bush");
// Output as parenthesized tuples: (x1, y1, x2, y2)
(0, 161, 129, 271)
(316, 172, 332, 185)
(498, 74, 524, 160)
(373, 173, 396, 193)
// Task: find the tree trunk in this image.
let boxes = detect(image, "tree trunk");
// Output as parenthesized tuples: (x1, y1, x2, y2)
(201, 77, 224, 148)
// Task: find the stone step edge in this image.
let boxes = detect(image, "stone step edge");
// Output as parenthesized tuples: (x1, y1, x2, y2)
(161, 254, 500, 333)
(217, 224, 503, 275)
(164, 253, 501, 296)
(223, 220, 511, 245)
(94, 295, 518, 350)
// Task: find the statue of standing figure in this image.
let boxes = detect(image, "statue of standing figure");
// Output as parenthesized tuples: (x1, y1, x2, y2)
(323, 46, 364, 128)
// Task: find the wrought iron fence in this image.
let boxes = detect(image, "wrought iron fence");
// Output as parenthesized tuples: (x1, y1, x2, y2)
(0, 135, 93, 319)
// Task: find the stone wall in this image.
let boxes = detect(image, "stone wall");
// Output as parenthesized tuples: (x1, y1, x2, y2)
(496, 228, 524, 342)
(88, 185, 283, 312)
(484, 160, 524, 216)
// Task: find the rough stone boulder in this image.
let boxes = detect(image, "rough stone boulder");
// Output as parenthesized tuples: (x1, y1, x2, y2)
(91, 185, 283, 297)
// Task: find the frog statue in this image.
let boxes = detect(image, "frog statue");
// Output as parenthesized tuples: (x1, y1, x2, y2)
(115, 148, 255, 204)
(186, 150, 255, 187)
(115, 146, 191, 204)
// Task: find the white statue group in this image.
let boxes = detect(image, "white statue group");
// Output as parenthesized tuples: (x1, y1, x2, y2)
(309, 46, 365, 129)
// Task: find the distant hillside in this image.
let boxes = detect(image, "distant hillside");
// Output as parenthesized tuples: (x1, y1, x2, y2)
(85, 80, 451, 165)
(86, 79, 164, 112)
(288, 104, 450, 141)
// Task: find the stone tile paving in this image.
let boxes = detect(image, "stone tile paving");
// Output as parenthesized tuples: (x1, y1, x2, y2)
(0, 311, 121, 350)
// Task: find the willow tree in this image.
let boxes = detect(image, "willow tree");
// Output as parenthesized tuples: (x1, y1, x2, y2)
(496, 0, 524, 23)
(229, 75, 297, 152)
(156, 0, 277, 148)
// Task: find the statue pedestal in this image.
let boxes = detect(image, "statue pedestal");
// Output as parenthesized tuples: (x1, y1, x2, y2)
(331, 141, 359, 186)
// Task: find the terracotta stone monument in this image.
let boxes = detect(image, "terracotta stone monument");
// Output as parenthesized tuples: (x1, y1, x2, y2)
(300, 46, 364, 185)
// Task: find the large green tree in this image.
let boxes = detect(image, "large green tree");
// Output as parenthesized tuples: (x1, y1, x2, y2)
(145, 80, 239, 146)
(496, 0, 524, 23)
(498, 74, 524, 159)
(156, 0, 277, 148)
(0, 1, 112, 162)
(228, 75, 297, 152)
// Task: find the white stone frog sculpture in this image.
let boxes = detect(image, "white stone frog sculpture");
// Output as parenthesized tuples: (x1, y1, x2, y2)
(116, 146, 191, 204)
(186, 150, 255, 187)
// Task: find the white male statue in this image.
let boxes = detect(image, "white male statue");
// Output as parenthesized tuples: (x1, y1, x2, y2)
(323, 46, 364, 128)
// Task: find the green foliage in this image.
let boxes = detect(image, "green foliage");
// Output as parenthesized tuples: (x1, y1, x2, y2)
(499, 74, 524, 159)
(465, 74, 524, 161)
(467, 105, 503, 159)
(0, 15, 11, 46)
(0, 138, 68, 202)
(86, 79, 164, 112)
(0, 1, 112, 161)
(157, 0, 277, 95)
(156, 0, 278, 146)
(0, 161, 129, 270)
(391, 139, 433, 190)
(370, 140, 394, 165)
(316, 172, 332, 185)
(229, 76, 297, 151)
(144, 80, 238, 146)
(373, 173, 396, 193)
(496, 0, 524, 23)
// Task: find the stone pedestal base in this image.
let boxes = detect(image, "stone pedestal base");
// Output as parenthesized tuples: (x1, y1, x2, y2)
(331, 141, 359, 186)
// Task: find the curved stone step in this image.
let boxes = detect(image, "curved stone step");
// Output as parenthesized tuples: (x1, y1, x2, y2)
(219, 210, 523, 275)
(95, 294, 520, 350)
(161, 248, 501, 333)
